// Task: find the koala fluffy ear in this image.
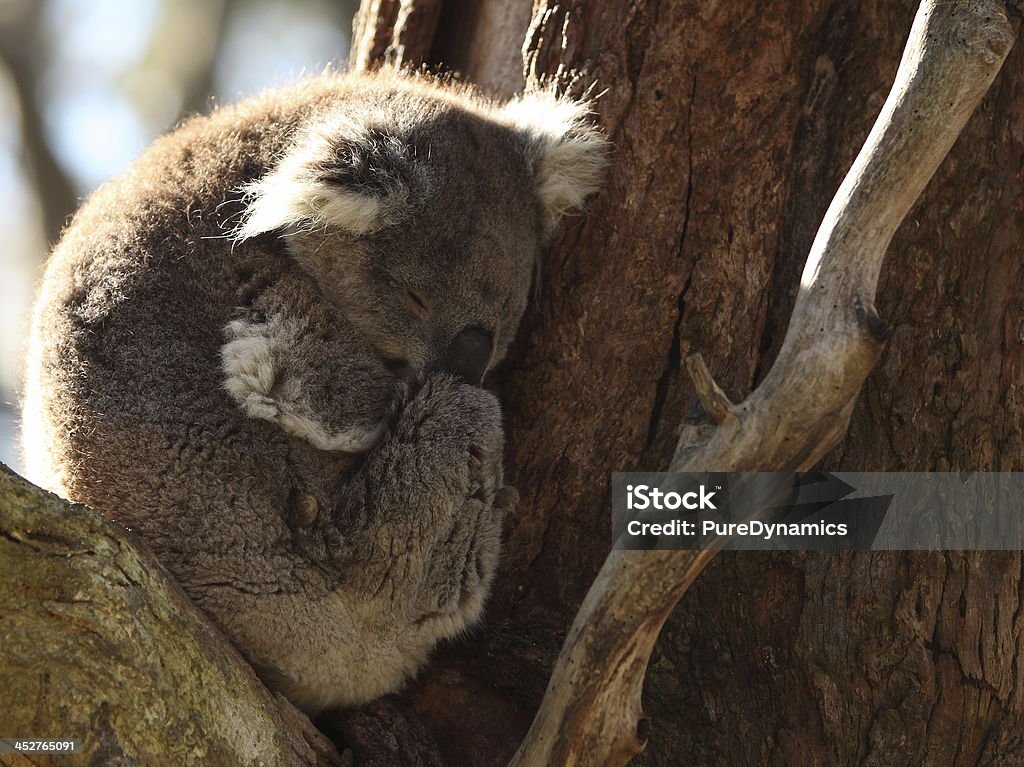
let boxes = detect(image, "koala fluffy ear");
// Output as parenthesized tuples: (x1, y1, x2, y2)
(502, 89, 610, 238)
(233, 121, 411, 242)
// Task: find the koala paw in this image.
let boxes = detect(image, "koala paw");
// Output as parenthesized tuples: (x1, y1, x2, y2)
(221, 317, 383, 453)
(389, 374, 505, 500)
(396, 374, 503, 444)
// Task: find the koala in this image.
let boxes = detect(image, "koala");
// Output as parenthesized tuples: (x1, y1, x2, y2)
(21, 71, 607, 713)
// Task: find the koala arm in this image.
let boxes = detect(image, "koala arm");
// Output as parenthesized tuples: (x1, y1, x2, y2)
(220, 272, 397, 453)
(301, 375, 513, 628)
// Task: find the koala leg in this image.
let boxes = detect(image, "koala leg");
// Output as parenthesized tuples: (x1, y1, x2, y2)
(220, 274, 397, 453)
(310, 374, 512, 634)
(236, 374, 516, 712)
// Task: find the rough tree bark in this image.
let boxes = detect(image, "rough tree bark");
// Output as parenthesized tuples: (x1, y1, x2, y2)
(512, 2, 1017, 763)
(353, 1, 1024, 765)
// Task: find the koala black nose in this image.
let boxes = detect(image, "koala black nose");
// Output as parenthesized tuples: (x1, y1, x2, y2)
(438, 326, 493, 384)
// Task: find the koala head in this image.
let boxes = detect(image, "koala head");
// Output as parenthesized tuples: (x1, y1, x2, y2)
(234, 75, 608, 384)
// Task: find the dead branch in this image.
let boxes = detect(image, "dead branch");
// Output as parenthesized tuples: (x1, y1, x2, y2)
(511, 2, 1020, 764)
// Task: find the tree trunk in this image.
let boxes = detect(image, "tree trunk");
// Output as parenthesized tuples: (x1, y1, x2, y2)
(354, 1, 1024, 764)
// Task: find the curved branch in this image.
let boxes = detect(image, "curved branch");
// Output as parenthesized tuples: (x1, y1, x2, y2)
(511, 2, 1020, 764)
(684, 353, 738, 426)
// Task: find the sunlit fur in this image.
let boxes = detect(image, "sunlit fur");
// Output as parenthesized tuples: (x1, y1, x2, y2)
(501, 88, 609, 237)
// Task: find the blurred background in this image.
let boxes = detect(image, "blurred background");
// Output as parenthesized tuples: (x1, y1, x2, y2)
(0, 0, 359, 471)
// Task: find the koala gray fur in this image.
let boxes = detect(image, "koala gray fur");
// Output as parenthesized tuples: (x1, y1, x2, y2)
(21, 71, 607, 713)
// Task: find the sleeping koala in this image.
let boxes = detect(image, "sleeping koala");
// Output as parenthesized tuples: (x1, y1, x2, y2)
(21, 71, 607, 712)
